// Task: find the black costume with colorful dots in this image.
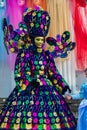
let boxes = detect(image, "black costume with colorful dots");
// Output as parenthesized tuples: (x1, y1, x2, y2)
(0, 7, 76, 130)
(0, 45, 76, 130)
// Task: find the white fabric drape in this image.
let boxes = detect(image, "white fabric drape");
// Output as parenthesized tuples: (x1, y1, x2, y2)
(47, 0, 77, 93)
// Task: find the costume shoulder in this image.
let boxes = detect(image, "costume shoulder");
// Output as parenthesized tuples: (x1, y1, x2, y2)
(45, 50, 53, 58)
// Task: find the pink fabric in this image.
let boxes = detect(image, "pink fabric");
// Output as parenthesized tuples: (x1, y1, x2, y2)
(6, 0, 25, 70)
(7, 0, 25, 29)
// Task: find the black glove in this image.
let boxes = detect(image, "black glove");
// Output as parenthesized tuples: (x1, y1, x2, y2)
(62, 85, 71, 95)
(66, 85, 71, 93)
(30, 79, 40, 87)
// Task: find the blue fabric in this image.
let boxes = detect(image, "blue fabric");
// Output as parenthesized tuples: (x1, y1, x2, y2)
(0, 0, 15, 97)
(77, 105, 87, 130)
(71, 83, 87, 130)
(0, 0, 7, 62)
(71, 83, 87, 99)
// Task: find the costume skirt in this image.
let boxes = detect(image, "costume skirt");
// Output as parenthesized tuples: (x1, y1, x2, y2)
(0, 84, 76, 130)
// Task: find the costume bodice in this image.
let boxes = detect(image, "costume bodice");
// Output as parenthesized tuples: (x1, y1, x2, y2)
(29, 50, 49, 78)
(14, 46, 51, 87)
(14, 45, 68, 92)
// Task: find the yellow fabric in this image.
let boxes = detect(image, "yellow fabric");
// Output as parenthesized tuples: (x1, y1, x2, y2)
(47, 0, 71, 37)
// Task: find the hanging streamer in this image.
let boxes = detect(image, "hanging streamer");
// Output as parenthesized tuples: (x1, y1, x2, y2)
(69, 0, 87, 70)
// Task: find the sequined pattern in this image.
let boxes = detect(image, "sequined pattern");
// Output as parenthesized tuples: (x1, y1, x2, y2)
(0, 46, 76, 130)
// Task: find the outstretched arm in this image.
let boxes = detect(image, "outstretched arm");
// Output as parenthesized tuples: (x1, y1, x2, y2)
(65, 83, 86, 100)
(47, 51, 71, 94)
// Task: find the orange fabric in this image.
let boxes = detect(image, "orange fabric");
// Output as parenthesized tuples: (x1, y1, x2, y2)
(25, 0, 47, 10)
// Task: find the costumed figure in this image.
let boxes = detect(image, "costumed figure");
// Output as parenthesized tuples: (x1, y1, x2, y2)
(66, 68, 87, 130)
(0, 7, 76, 130)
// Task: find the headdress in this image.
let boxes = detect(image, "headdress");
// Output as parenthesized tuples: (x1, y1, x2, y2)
(2, 8, 76, 59)
(23, 8, 50, 37)
(46, 31, 76, 58)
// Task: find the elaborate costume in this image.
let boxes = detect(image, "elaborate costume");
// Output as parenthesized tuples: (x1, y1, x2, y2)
(71, 82, 87, 130)
(0, 8, 76, 130)
(68, 68, 87, 130)
(77, 83, 87, 130)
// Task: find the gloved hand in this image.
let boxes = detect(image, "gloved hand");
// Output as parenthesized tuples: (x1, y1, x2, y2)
(62, 85, 71, 95)
(30, 79, 40, 87)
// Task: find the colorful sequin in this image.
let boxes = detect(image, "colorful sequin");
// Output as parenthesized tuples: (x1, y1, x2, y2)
(0, 46, 76, 129)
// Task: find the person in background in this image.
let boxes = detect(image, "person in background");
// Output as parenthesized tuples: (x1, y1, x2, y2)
(0, 8, 76, 130)
(65, 68, 87, 130)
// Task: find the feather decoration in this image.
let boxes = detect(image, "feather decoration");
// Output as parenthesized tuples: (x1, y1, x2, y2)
(46, 31, 76, 58)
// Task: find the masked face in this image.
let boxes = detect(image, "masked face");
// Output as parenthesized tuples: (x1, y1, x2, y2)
(34, 37, 44, 48)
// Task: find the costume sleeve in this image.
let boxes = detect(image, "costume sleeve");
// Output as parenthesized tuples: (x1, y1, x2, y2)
(47, 51, 70, 94)
(14, 49, 34, 91)
(70, 93, 82, 99)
